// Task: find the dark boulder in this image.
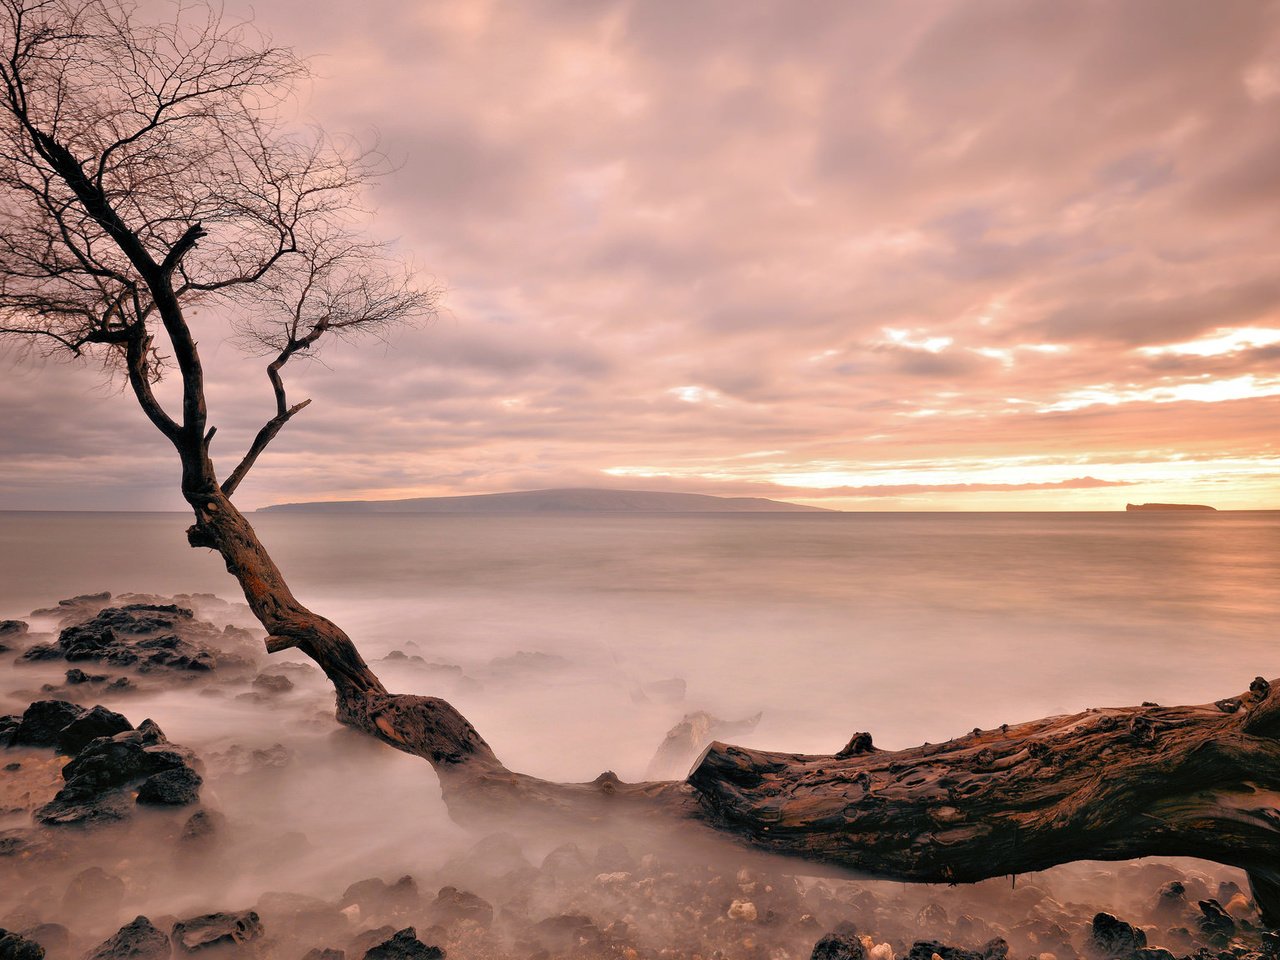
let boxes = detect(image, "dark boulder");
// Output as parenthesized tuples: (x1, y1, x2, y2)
(907, 939, 1007, 960)
(361, 929, 442, 960)
(136, 768, 202, 806)
(65, 669, 109, 685)
(84, 917, 171, 960)
(18, 644, 62, 662)
(339, 877, 419, 914)
(0, 716, 18, 743)
(54, 706, 133, 755)
(811, 932, 865, 960)
(18, 926, 67, 959)
(1089, 913, 1147, 959)
(1197, 900, 1235, 940)
(429, 887, 492, 927)
(0, 620, 28, 638)
(0, 930, 45, 960)
(62, 866, 126, 916)
(250, 674, 293, 694)
(171, 912, 262, 953)
(9, 701, 86, 747)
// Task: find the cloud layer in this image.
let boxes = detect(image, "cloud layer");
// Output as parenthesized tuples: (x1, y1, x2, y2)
(3, 0, 1280, 510)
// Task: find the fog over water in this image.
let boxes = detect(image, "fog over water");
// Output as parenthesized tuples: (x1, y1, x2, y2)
(1, 509, 1277, 954)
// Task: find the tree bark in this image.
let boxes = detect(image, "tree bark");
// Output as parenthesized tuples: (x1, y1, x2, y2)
(182, 496, 1280, 923)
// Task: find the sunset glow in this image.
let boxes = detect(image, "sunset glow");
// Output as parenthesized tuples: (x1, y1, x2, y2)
(2, 1, 1278, 511)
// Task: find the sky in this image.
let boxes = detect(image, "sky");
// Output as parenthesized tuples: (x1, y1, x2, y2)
(2, 0, 1280, 511)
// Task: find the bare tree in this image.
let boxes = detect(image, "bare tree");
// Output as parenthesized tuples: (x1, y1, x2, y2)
(4, 0, 1280, 923)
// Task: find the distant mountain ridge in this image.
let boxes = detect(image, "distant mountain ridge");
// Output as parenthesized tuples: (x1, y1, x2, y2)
(1125, 502, 1217, 512)
(258, 487, 834, 514)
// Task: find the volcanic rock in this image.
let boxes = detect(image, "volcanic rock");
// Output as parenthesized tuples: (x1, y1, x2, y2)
(171, 912, 262, 952)
(84, 917, 171, 960)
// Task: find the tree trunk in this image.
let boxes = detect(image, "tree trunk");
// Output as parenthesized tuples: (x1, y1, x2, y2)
(186, 499, 1280, 923)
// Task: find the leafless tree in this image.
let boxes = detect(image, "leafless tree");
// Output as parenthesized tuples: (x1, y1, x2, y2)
(5, 0, 1280, 922)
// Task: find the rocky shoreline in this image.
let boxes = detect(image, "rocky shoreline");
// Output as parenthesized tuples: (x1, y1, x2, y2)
(1, 592, 1275, 960)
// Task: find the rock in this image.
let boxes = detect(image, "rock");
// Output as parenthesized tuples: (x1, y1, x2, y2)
(136, 768, 202, 806)
(0, 716, 19, 743)
(17, 925, 67, 959)
(301, 951, 344, 960)
(908, 940, 1007, 960)
(53, 606, 221, 672)
(62, 867, 126, 917)
(0, 620, 28, 638)
(84, 917, 171, 960)
(339, 876, 419, 915)
(17, 644, 62, 662)
(429, 887, 492, 927)
(1197, 900, 1235, 938)
(171, 912, 262, 952)
(1089, 913, 1147, 959)
(9, 701, 87, 748)
(65, 669, 109, 685)
(1133, 950, 1176, 960)
(250, 674, 293, 694)
(0, 930, 45, 960)
(180, 810, 224, 843)
(360, 929, 442, 960)
(917, 903, 949, 929)
(812, 933, 866, 960)
(539, 843, 590, 881)
(54, 706, 133, 755)
(347, 929, 396, 957)
(728, 900, 758, 922)
(531, 915, 599, 952)
(644, 710, 764, 780)
(1153, 881, 1188, 919)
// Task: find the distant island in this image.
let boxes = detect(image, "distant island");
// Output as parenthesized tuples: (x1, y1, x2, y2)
(258, 487, 835, 514)
(1125, 502, 1217, 512)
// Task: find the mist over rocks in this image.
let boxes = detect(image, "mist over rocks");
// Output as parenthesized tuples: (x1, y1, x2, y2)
(2, 588, 1278, 960)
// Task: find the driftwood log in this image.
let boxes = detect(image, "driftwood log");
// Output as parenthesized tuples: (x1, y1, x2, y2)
(3, 1, 1278, 928)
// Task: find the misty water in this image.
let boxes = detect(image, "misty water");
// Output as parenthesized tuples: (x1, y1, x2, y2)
(2, 509, 1278, 958)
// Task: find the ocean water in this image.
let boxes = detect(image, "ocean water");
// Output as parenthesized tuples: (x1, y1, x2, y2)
(2, 509, 1276, 779)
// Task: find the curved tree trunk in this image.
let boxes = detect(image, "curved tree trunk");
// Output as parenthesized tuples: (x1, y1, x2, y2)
(185, 494, 1280, 924)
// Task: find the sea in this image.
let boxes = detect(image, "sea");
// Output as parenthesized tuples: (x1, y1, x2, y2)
(1, 509, 1277, 907)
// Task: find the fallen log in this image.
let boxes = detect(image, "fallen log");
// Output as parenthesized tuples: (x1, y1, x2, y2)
(305, 603, 1280, 925)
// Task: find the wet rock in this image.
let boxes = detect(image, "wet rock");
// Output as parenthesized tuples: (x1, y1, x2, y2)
(250, 674, 293, 694)
(917, 903, 949, 929)
(53, 606, 220, 672)
(539, 843, 590, 881)
(9, 701, 87, 748)
(1198, 901, 1235, 940)
(907, 940, 1004, 960)
(0, 930, 45, 960)
(812, 933, 866, 960)
(136, 767, 202, 805)
(0, 620, 28, 638)
(171, 912, 262, 952)
(644, 710, 764, 779)
(531, 915, 599, 952)
(429, 887, 492, 928)
(180, 810, 225, 844)
(0, 716, 19, 743)
(54, 706, 133, 755)
(84, 917, 171, 960)
(728, 900, 758, 922)
(30, 592, 112, 623)
(62, 867, 126, 917)
(1089, 913, 1147, 959)
(64, 669, 110, 685)
(340, 877, 420, 915)
(360, 928, 442, 960)
(17, 926, 66, 960)
(18, 644, 62, 663)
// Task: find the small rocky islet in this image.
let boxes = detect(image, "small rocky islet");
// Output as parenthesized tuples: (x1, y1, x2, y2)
(1, 592, 1276, 960)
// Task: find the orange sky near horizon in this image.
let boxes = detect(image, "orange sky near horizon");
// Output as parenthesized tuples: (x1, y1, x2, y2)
(1, 0, 1279, 512)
